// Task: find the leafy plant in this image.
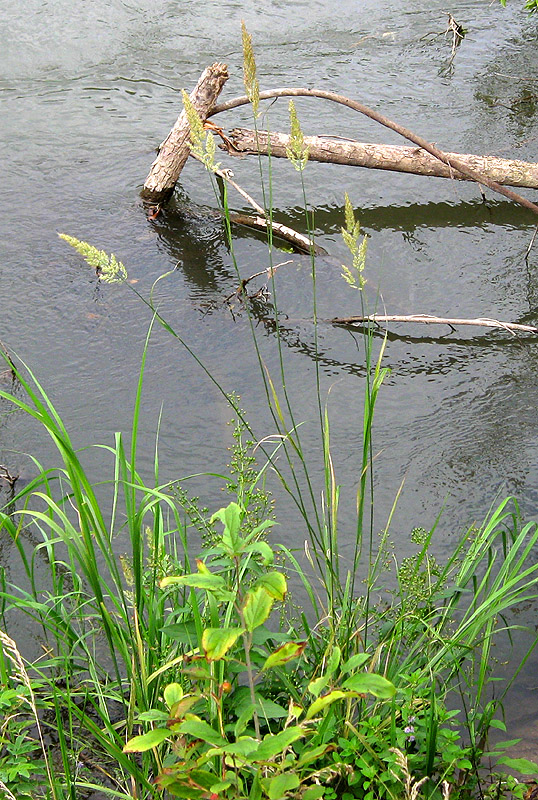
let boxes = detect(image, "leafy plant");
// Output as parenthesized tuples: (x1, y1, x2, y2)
(124, 499, 396, 799)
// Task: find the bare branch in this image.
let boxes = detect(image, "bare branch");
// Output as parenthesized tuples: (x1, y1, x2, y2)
(330, 314, 538, 335)
(210, 87, 538, 215)
(227, 212, 326, 255)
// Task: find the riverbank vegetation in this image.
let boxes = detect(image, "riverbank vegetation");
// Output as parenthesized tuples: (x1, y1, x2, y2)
(2, 25, 538, 800)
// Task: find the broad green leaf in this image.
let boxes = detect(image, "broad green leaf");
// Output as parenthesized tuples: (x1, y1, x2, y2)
(267, 772, 300, 799)
(255, 571, 287, 600)
(341, 653, 371, 673)
(244, 541, 274, 565)
(497, 756, 538, 775)
(168, 695, 199, 721)
(256, 726, 306, 761)
(210, 782, 233, 794)
(252, 626, 289, 646)
(308, 648, 342, 697)
(211, 502, 243, 555)
(188, 770, 219, 790)
(308, 674, 330, 698)
(243, 586, 274, 631)
(233, 688, 289, 720)
(137, 710, 169, 722)
(342, 673, 396, 698)
(235, 703, 256, 737)
(296, 743, 332, 768)
(160, 620, 198, 644)
(305, 690, 347, 720)
(123, 727, 170, 752)
(208, 737, 259, 759)
(178, 719, 228, 748)
(164, 683, 183, 709)
(250, 771, 263, 800)
(302, 786, 325, 800)
(160, 573, 225, 591)
(325, 645, 341, 676)
(262, 641, 307, 670)
(202, 627, 243, 661)
(155, 774, 203, 798)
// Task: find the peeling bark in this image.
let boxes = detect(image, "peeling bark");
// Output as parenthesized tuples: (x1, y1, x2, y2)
(141, 63, 229, 206)
(227, 128, 538, 190)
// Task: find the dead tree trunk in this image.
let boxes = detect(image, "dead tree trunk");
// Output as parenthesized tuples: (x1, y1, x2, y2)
(227, 128, 538, 190)
(141, 63, 229, 206)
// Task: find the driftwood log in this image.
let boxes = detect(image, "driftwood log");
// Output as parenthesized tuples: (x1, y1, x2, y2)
(141, 62, 229, 206)
(227, 129, 538, 190)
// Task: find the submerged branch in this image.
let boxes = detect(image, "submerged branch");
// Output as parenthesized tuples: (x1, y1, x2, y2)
(190, 152, 324, 254)
(227, 212, 326, 255)
(330, 314, 538, 335)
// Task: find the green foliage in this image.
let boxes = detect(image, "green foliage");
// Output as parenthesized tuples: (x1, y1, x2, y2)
(124, 499, 397, 799)
(58, 233, 127, 282)
(0, 633, 49, 800)
(241, 20, 260, 116)
(6, 28, 538, 798)
(498, 0, 537, 12)
(286, 100, 309, 172)
(0, 686, 47, 800)
(181, 90, 221, 172)
(341, 193, 368, 290)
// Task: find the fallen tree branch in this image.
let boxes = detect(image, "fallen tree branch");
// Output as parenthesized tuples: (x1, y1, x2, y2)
(227, 212, 326, 255)
(330, 313, 538, 335)
(225, 129, 538, 190)
(190, 152, 324, 254)
(141, 62, 229, 206)
(225, 259, 293, 303)
(210, 87, 538, 215)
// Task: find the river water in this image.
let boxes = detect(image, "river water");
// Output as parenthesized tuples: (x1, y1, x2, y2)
(1, 0, 538, 754)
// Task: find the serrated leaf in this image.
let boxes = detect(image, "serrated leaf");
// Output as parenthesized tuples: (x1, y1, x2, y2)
(497, 756, 538, 775)
(256, 726, 306, 761)
(178, 719, 228, 748)
(255, 571, 287, 600)
(123, 728, 170, 752)
(243, 586, 274, 631)
(262, 641, 307, 670)
(267, 772, 300, 799)
(164, 683, 183, 709)
(305, 690, 348, 720)
(342, 673, 396, 698)
(202, 627, 243, 661)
